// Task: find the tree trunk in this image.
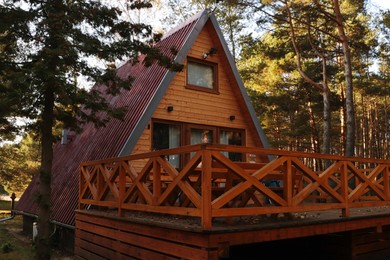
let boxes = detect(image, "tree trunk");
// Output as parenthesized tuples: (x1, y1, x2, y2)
(322, 59, 331, 155)
(36, 89, 54, 260)
(308, 101, 320, 153)
(339, 83, 346, 155)
(285, 0, 333, 161)
(323, 83, 331, 169)
(333, 0, 355, 156)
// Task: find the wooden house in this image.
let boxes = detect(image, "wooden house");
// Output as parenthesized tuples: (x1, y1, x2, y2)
(15, 9, 270, 253)
(15, 9, 390, 259)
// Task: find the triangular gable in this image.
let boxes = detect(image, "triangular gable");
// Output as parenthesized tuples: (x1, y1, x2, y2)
(119, 9, 269, 156)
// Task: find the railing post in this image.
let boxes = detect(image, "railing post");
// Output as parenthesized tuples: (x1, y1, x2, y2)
(153, 158, 161, 205)
(79, 166, 87, 210)
(341, 161, 349, 217)
(118, 161, 126, 217)
(201, 149, 212, 230)
(97, 166, 104, 202)
(385, 164, 390, 202)
(285, 158, 293, 205)
(79, 166, 83, 210)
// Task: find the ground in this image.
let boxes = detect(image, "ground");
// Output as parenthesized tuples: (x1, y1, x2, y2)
(0, 213, 74, 260)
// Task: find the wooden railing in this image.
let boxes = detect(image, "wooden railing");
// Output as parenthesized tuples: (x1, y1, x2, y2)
(79, 144, 390, 230)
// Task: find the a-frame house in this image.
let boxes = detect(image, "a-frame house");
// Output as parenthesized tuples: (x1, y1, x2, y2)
(14, 8, 390, 260)
(15, 9, 269, 253)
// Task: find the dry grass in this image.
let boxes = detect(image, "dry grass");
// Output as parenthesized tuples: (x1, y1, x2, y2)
(0, 214, 35, 260)
(0, 200, 11, 210)
(0, 213, 75, 259)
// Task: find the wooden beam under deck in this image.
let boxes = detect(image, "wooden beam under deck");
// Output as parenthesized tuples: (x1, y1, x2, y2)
(75, 208, 390, 259)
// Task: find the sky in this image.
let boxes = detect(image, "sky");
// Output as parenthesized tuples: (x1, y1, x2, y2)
(369, 0, 390, 11)
(2, 0, 390, 146)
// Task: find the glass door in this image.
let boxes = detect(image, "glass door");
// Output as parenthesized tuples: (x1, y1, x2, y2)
(152, 122, 181, 168)
(219, 129, 244, 161)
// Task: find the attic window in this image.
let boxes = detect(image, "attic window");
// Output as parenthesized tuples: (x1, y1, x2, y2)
(186, 58, 218, 94)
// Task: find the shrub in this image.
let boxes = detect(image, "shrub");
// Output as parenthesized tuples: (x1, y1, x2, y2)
(1, 242, 14, 253)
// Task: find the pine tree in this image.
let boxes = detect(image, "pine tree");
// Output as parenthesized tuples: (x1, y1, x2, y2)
(236, 0, 377, 157)
(0, 1, 180, 259)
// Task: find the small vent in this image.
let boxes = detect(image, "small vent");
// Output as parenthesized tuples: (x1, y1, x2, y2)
(61, 129, 68, 145)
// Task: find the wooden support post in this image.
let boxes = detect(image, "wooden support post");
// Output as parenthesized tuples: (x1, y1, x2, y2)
(218, 242, 230, 259)
(376, 223, 383, 233)
(10, 193, 16, 210)
(201, 149, 212, 230)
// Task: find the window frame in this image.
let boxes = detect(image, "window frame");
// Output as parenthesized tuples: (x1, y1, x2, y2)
(152, 120, 183, 150)
(218, 127, 246, 146)
(186, 124, 217, 146)
(151, 120, 246, 166)
(152, 120, 184, 168)
(186, 57, 219, 94)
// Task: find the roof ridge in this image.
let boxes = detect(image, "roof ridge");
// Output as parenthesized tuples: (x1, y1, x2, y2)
(116, 9, 209, 71)
(161, 9, 209, 40)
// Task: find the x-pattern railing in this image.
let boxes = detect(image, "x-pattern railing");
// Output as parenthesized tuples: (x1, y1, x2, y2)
(79, 144, 390, 230)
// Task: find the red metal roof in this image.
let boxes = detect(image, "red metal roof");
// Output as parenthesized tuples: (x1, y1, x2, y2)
(15, 11, 203, 226)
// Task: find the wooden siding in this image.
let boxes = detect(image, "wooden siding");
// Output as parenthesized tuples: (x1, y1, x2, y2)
(75, 211, 220, 260)
(75, 210, 390, 260)
(131, 20, 262, 160)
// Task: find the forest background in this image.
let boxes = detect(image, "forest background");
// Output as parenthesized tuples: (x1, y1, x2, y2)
(1, 0, 389, 199)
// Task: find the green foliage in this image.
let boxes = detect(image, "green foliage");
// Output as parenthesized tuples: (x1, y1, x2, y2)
(0, 0, 181, 138)
(234, 0, 389, 158)
(1, 242, 14, 253)
(0, 134, 40, 196)
(0, 200, 11, 210)
(0, 185, 8, 196)
(1, 1, 183, 258)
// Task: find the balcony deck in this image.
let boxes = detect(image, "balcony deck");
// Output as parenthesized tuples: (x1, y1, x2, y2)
(76, 144, 390, 259)
(79, 144, 390, 229)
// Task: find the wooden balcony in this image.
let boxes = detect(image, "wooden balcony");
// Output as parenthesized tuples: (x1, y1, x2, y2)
(79, 144, 390, 230)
